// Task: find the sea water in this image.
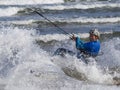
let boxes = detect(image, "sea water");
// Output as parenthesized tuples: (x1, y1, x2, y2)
(0, 0, 120, 90)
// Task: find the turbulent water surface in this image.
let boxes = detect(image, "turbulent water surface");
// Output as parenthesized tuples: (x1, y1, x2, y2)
(0, 0, 120, 90)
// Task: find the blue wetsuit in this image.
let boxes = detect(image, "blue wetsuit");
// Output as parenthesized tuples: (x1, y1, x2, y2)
(76, 37, 100, 57)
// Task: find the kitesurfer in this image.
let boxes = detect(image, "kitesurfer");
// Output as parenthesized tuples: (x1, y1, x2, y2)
(70, 28, 100, 57)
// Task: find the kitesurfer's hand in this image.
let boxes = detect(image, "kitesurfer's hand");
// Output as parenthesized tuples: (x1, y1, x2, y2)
(70, 34, 76, 41)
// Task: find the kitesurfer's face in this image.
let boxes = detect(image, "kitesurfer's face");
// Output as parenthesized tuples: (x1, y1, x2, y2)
(89, 34, 98, 41)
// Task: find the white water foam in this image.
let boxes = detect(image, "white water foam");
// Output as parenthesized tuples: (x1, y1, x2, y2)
(0, 27, 60, 89)
(41, 2, 120, 10)
(0, 7, 23, 17)
(97, 38, 120, 68)
(0, 27, 35, 77)
(0, 0, 64, 5)
(75, 59, 113, 84)
(35, 33, 89, 42)
(55, 17, 120, 24)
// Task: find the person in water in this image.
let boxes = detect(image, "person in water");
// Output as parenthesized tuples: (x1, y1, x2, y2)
(70, 28, 100, 57)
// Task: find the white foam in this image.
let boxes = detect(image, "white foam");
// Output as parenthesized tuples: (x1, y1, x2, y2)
(0, 27, 67, 90)
(97, 38, 120, 68)
(35, 33, 89, 42)
(75, 60, 113, 84)
(41, 2, 120, 10)
(58, 17, 120, 24)
(0, 0, 64, 5)
(0, 7, 23, 17)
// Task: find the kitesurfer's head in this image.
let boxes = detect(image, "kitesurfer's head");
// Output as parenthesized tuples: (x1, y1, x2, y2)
(89, 29, 100, 41)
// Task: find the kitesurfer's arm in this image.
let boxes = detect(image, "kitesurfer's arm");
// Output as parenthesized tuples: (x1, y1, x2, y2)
(75, 37, 84, 50)
(70, 35, 85, 50)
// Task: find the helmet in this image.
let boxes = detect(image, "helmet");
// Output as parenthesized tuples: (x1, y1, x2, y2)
(89, 28, 100, 38)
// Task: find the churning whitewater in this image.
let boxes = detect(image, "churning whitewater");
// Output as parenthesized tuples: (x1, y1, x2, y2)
(0, 0, 120, 90)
